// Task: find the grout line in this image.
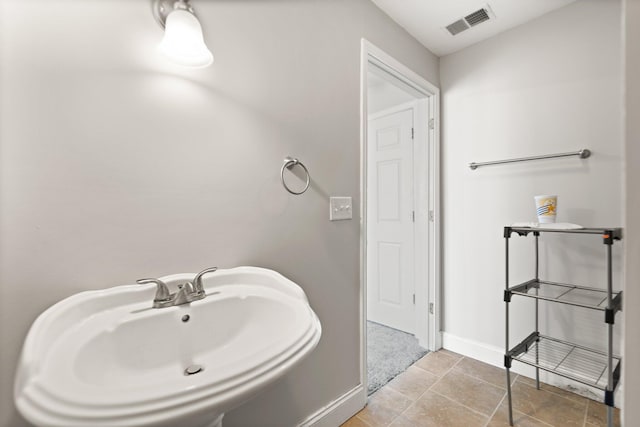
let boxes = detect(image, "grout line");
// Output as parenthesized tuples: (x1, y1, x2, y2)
(524, 413, 558, 426)
(483, 371, 521, 427)
(430, 389, 492, 420)
(409, 353, 464, 400)
(510, 405, 556, 427)
(354, 414, 373, 427)
(515, 376, 589, 407)
(394, 353, 466, 422)
(441, 353, 518, 392)
(396, 398, 417, 424)
(483, 392, 507, 427)
(512, 373, 519, 386)
(526, 414, 556, 427)
(451, 366, 511, 392)
(582, 399, 589, 427)
(442, 356, 464, 374)
(516, 380, 578, 404)
(489, 387, 555, 427)
(358, 387, 412, 427)
(513, 381, 590, 427)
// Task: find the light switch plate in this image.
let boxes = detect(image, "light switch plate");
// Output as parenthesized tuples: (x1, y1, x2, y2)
(330, 197, 353, 221)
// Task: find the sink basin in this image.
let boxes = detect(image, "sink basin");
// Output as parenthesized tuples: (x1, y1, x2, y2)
(15, 266, 321, 427)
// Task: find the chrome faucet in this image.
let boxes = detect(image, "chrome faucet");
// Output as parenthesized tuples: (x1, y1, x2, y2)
(137, 266, 218, 308)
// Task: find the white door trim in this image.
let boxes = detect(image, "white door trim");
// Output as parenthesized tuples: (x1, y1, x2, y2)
(359, 39, 441, 402)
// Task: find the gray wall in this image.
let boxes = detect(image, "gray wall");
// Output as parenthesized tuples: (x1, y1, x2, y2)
(439, 0, 624, 394)
(624, 0, 640, 424)
(0, 1, 439, 426)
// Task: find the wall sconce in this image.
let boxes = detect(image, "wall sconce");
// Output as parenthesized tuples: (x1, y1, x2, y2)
(153, 0, 213, 68)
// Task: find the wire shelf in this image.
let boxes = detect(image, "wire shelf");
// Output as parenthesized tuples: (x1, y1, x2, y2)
(510, 334, 620, 391)
(507, 227, 622, 237)
(509, 280, 622, 312)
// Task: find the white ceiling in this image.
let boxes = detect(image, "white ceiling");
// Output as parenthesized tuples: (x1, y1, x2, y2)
(370, 0, 577, 56)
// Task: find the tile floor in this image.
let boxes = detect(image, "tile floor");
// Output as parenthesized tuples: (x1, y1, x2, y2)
(342, 350, 620, 427)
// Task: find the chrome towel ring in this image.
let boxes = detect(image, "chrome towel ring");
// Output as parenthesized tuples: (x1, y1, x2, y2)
(281, 156, 310, 195)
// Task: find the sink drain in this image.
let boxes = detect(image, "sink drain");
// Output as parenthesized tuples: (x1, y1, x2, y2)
(184, 365, 204, 376)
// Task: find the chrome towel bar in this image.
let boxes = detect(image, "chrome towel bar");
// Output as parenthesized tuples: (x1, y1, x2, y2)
(469, 148, 591, 170)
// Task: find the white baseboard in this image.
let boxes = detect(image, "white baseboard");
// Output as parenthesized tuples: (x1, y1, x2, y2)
(442, 332, 623, 409)
(443, 332, 504, 368)
(298, 384, 366, 427)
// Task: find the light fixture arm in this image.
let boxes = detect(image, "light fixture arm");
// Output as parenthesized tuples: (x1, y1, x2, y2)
(153, 0, 196, 29)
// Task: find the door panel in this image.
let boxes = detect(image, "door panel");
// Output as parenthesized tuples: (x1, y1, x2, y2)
(377, 160, 400, 220)
(367, 107, 415, 334)
(377, 242, 402, 304)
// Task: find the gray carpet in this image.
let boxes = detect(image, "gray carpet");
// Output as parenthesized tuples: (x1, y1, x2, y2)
(367, 321, 428, 395)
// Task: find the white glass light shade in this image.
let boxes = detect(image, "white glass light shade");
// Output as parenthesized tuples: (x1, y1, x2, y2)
(158, 9, 213, 68)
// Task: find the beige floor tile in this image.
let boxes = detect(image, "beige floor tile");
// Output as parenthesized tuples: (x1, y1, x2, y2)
(414, 350, 460, 377)
(341, 415, 372, 427)
(400, 390, 488, 427)
(356, 387, 413, 427)
(510, 381, 587, 426)
(516, 375, 589, 404)
(387, 414, 418, 427)
(437, 348, 464, 360)
(454, 357, 509, 390)
(431, 368, 506, 416)
(487, 401, 553, 427)
(387, 365, 439, 400)
(585, 399, 621, 427)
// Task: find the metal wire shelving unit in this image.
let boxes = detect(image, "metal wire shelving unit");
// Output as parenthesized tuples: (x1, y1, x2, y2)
(503, 226, 623, 427)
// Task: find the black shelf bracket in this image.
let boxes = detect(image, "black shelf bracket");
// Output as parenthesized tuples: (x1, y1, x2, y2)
(605, 360, 620, 406)
(605, 291, 623, 324)
(603, 228, 623, 245)
(504, 226, 532, 238)
(605, 390, 615, 407)
(509, 279, 539, 295)
(508, 332, 540, 358)
(504, 354, 512, 369)
(612, 361, 621, 392)
(504, 290, 512, 303)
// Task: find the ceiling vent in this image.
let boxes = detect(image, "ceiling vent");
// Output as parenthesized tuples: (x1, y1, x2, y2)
(445, 19, 470, 36)
(445, 5, 494, 36)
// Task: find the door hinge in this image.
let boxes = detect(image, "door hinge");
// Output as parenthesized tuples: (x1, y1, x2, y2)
(428, 210, 434, 222)
(429, 302, 434, 314)
(413, 294, 416, 304)
(412, 211, 415, 222)
(411, 127, 414, 139)
(429, 119, 434, 130)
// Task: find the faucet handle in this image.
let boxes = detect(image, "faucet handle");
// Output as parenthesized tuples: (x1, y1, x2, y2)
(137, 278, 171, 301)
(193, 267, 218, 294)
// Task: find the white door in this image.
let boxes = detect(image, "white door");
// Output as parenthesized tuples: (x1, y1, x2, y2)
(367, 106, 415, 334)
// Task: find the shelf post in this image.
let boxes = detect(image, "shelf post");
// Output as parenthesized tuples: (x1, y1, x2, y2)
(534, 232, 540, 390)
(505, 231, 514, 426)
(606, 240, 614, 426)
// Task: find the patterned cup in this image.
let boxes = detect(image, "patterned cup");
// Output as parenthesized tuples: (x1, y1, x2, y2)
(534, 195, 557, 223)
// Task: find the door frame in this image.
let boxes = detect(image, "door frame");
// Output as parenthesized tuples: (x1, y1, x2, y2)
(359, 39, 441, 398)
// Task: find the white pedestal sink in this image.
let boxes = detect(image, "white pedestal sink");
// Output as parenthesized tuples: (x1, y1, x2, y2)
(14, 266, 322, 427)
